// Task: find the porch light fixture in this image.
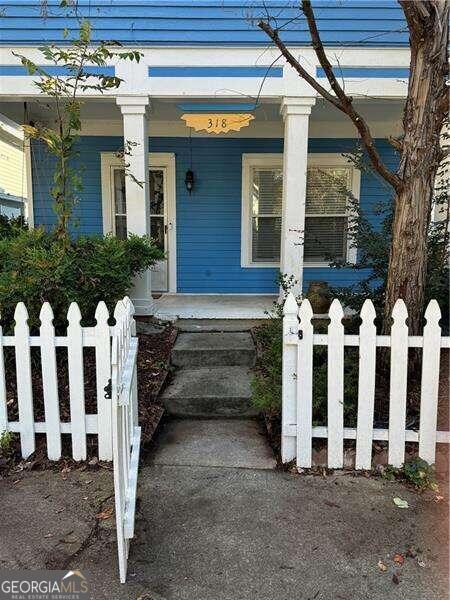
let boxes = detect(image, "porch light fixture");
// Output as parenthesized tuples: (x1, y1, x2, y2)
(185, 169, 194, 194)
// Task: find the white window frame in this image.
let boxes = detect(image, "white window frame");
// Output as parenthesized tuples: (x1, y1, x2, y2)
(241, 152, 360, 268)
(100, 151, 177, 293)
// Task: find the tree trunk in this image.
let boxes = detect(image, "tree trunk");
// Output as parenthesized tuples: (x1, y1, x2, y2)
(383, 2, 448, 335)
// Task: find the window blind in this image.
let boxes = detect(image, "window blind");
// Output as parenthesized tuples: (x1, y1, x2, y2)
(249, 164, 351, 264)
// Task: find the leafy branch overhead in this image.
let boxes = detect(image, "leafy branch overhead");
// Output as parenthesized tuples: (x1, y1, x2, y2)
(259, 0, 449, 336)
(13, 19, 142, 242)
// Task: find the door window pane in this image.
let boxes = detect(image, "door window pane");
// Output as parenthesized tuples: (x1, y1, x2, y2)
(113, 169, 127, 239)
(150, 170, 164, 215)
(151, 216, 165, 251)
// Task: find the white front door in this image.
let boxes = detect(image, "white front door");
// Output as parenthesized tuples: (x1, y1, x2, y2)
(103, 152, 177, 294)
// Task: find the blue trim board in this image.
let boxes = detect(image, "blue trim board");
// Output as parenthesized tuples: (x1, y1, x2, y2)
(148, 66, 283, 78)
(316, 67, 410, 78)
(176, 103, 259, 113)
(0, 65, 115, 76)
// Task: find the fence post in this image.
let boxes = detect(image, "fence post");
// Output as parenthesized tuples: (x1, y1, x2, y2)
(95, 301, 112, 460)
(419, 300, 441, 463)
(67, 302, 87, 461)
(327, 299, 344, 469)
(282, 292, 299, 463)
(388, 300, 409, 468)
(355, 300, 377, 470)
(39, 302, 62, 460)
(14, 303, 35, 458)
(0, 312, 7, 435)
(297, 299, 314, 469)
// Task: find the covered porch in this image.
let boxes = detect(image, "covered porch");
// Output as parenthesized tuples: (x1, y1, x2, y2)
(1, 90, 404, 317)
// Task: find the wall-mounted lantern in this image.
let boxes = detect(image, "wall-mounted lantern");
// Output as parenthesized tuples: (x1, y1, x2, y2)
(185, 169, 194, 194)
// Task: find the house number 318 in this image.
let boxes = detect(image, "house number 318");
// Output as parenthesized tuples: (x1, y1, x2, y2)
(208, 118, 227, 128)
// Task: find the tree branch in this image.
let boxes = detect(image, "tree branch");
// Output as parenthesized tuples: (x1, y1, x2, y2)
(300, 0, 402, 193)
(388, 136, 403, 152)
(257, 20, 342, 111)
(258, 3, 403, 194)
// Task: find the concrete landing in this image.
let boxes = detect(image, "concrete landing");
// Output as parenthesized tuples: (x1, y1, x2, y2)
(153, 294, 276, 320)
(151, 419, 276, 470)
(161, 366, 258, 418)
(172, 332, 255, 367)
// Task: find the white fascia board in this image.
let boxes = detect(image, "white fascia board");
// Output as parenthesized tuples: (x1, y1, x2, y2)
(1, 46, 411, 99)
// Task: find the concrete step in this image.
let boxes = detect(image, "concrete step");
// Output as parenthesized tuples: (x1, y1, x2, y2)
(171, 332, 255, 367)
(161, 366, 258, 418)
(151, 419, 276, 469)
(176, 319, 265, 332)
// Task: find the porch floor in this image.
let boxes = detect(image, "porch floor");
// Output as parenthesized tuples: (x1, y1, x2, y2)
(153, 294, 277, 320)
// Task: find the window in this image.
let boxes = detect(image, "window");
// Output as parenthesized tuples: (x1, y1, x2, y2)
(304, 166, 351, 263)
(251, 167, 283, 263)
(110, 168, 166, 248)
(241, 154, 359, 267)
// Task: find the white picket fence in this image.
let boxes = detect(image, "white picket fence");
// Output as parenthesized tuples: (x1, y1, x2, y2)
(282, 293, 450, 470)
(111, 298, 141, 583)
(0, 297, 135, 461)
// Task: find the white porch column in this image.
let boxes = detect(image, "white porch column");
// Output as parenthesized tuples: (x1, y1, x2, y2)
(116, 96, 153, 314)
(280, 97, 316, 298)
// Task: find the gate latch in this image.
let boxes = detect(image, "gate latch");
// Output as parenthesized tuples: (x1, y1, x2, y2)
(298, 330, 303, 340)
(104, 378, 112, 399)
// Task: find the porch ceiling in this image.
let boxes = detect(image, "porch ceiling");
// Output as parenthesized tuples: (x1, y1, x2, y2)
(0, 97, 404, 138)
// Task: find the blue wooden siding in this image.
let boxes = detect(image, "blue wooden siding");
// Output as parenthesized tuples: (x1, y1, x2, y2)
(1, 1, 408, 46)
(31, 136, 396, 294)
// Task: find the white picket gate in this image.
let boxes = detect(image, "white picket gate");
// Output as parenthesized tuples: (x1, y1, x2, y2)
(111, 297, 141, 584)
(282, 293, 450, 470)
(0, 296, 141, 583)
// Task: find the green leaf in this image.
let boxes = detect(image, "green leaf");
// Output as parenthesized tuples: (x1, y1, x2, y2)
(393, 497, 409, 509)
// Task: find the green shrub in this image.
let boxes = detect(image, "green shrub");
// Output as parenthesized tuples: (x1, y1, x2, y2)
(252, 315, 359, 426)
(383, 457, 438, 491)
(0, 225, 163, 332)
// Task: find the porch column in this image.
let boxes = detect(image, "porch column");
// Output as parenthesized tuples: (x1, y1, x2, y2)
(280, 97, 316, 298)
(116, 96, 153, 314)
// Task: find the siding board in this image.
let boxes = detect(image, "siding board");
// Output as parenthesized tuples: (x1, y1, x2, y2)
(0, 1, 408, 47)
(32, 136, 397, 293)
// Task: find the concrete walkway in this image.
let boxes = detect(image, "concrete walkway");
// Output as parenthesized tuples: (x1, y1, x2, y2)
(18, 466, 444, 600)
(151, 419, 276, 470)
(1, 454, 447, 600)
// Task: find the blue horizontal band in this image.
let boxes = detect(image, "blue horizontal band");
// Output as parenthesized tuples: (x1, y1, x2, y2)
(148, 66, 283, 78)
(316, 67, 409, 78)
(0, 65, 115, 76)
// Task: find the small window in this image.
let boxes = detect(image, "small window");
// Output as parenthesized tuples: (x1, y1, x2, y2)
(241, 154, 358, 268)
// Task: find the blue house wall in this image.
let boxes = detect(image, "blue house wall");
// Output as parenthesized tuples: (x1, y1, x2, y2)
(31, 136, 396, 294)
(0, 1, 408, 47)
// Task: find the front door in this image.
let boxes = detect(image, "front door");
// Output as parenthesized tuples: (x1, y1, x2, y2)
(111, 159, 175, 294)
